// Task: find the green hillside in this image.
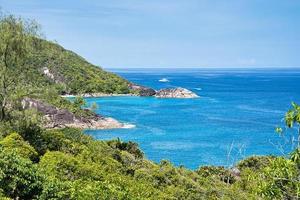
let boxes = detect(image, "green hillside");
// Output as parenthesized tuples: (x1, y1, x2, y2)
(28, 39, 130, 94)
(0, 13, 132, 120)
(0, 15, 130, 95)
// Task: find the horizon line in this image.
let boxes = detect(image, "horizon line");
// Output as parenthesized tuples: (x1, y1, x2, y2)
(104, 66, 300, 70)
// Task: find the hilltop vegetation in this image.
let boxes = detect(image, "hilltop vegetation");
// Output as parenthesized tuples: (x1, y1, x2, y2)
(29, 39, 130, 94)
(0, 13, 299, 199)
(0, 13, 130, 96)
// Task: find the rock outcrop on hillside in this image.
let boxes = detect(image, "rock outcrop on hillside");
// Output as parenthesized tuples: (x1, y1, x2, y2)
(41, 67, 65, 84)
(21, 98, 124, 129)
(155, 87, 199, 98)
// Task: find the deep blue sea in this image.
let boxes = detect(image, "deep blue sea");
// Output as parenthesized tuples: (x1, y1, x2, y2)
(85, 68, 300, 169)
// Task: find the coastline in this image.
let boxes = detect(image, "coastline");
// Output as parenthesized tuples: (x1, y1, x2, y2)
(22, 97, 136, 130)
(65, 117, 136, 130)
(61, 87, 199, 99)
(61, 93, 138, 98)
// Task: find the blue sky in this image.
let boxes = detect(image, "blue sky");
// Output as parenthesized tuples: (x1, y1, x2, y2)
(1, 0, 300, 68)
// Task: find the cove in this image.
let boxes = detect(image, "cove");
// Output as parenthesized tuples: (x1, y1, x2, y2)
(85, 68, 300, 169)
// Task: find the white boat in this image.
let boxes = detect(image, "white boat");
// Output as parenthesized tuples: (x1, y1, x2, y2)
(159, 78, 170, 82)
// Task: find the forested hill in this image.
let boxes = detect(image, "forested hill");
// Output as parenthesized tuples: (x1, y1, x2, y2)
(27, 39, 130, 94)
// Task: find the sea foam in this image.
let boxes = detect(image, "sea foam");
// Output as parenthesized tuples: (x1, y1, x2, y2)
(122, 123, 136, 129)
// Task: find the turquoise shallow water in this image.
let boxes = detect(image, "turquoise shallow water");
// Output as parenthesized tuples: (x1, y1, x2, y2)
(85, 68, 300, 169)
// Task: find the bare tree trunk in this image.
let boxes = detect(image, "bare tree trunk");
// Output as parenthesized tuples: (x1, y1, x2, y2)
(0, 99, 5, 121)
(0, 44, 9, 121)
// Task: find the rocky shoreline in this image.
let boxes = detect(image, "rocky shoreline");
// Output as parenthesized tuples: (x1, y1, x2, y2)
(21, 98, 132, 130)
(62, 85, 199, 99)
(61, 93, 137, 98)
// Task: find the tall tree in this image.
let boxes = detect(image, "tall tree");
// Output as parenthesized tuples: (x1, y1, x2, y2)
(0, 13, 40, 121)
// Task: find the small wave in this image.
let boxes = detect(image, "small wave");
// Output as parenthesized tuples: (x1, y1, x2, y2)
(151, 141, 198, 150)
(194, 88, 202, 91)
(237, 105, 284, 114)
(207, 116, 275, 127)
(159, 78, 170, 82)
(202, 96, 219, 103)
(146, 127, 166, 135)
(122, 123, 136, 129)
(140, 110, 156, 115)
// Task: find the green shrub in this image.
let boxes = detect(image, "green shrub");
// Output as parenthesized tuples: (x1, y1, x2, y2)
(0, 149, 42, 199)
(196, 166, 236, 184)
(237, 155, 274, 171)
(108, 139, 144, 159)
(258, 157, 300, 199)
(0, 132, 38, 160)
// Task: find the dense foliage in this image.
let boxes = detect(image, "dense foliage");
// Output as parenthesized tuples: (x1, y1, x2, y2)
(0, 13, 299, 199)
(0, 118, 298, 199)
(29, 39, 130, 94)
(0, 12, 130, 99)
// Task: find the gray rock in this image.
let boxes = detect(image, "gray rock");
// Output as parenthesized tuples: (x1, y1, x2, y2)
(41, 67, 65, 84)
(129, 83, 156, 96)
(230, 167, 241, 177)
(21, 98, 124, 129)
(155, 87, 199, 98)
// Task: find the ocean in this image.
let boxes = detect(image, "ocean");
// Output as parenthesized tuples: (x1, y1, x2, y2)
(85, 68, 300, 169)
